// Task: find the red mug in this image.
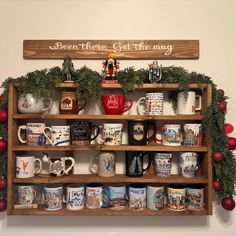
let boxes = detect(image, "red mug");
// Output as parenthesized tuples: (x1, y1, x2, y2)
(102, 94, 133, 115)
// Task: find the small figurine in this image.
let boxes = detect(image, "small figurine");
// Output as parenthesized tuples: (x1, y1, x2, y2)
(62, 56, 79, 82)
(148, 60, 162, 83)
(102, 52, 120, 80)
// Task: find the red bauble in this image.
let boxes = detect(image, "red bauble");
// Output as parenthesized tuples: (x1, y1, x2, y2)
(0, 138, 6, 151)
(213, 151, 223, 162)
(0, 109, 7, 122)
(0, 95, 4, 103)
(221, 197, 236, 211)
(224, 123, 234, 135)
(217, 102, 227, 112)
(0, 178, 6, 189)
(228, 137, 236, 150)
(213, 180, 222, 191)
(0, 199, 7, 212)
(217, 89, 225, 96)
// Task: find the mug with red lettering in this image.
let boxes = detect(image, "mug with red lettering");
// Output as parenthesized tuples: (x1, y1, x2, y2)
(102, 94, 133, 115)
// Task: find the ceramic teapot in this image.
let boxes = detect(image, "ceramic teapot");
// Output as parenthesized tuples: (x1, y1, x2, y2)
(42, 153, 75, 177)
(18, 93, 53, 114)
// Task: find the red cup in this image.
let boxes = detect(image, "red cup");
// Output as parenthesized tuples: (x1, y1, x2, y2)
(102, 94, 133, 115)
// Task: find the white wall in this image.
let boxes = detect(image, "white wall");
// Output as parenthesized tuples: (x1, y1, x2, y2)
(0, 0, 236, 235)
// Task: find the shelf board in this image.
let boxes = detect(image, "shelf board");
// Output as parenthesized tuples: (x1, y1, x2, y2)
(12, 144, 208, 152)
(13, 174, 208, 184)
(13, 114, 204, 120)
(11, 207, 209, 216)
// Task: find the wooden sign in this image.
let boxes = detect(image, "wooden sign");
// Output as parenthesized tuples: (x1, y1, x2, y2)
(23, 40, 199, 59)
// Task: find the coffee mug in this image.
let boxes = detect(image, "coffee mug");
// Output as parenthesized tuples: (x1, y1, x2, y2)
(126, 151, 151, 177)
(18, 123, 45, 146)
(17, 185, 38, 205)
(102, 94, 133, 115)
(128, 120, 155, 145)
(154, 153, 173, 177)
(16, 155, 42, 178)
(167, 185, 186, 211)
(109, 185, 127, 210)
(177, 91, 202, 115)
(147, 185, 165, 210)
(186, 185, 205, 211)
(44, 184, 63, 211)
(162, 124, 182, 146)
(179, 152, 199, 178)
(71, 121, 99, 145)
(86, 183, 109, 209)
(98, 123, 123, 145)
(129, 183, 146, 210)
(154, 126, 164, 144)
(90, 152, 116, 177)
(43, 125, 70, 146)
(183, 124, 202, 146)
(66, 184, 85, 211)
(137, 92, 164, 115)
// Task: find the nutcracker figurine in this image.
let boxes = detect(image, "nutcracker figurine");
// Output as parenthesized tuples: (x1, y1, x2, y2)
(62, 56, 79, 82)
(148, 60, 162, 83)
(102, 52, 120, 80)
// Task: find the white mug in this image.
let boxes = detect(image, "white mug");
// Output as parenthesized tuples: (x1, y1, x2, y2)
(43, 125, 70, 146)
(162, 124, 182, 146)
(138, 92, 164, 115)
(17, 185, 38, 205)
(183, 123, 202, 146)
(16, 155, 42, 178)
(177, 91, 202, 115)
(147, 185, 165, 210)
(44, 185, 63, 211)
(66, 184, 85, 211)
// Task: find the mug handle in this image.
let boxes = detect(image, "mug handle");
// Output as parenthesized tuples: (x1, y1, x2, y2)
(123, 97, 133, 113)
(137, 97, 145, 115)
(142, 152, 151, 173)
(78, 95, 87, 112)
(17, 125, 27, 144)
(34, 158, 42, 174)
(64, 157, 76, 175)
(43, 127, 53, 144)
(89, 157, 99, 174)
(101, 188, 110, 208)
(42, 98, 53, 112)
(89, 125, 100, 141)
(195, 95, 202, 111)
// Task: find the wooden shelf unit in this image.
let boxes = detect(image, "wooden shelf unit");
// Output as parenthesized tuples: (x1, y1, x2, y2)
(7, 83, 213, 216)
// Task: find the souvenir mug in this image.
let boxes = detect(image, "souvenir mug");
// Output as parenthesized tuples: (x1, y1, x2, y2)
(177, 91, 202, 115)
(71, 121, 100, 145)
(179, 152, 199, 178)
(183, 124, 202, 146)
(162, 124, 182, 146)
(167, 185, 186, 211)
(18, 123, 46, 146)
(129, 183, 146, 210)
(59, 91, 87, 114)
(154, 153, 173, 177)
(16, 155, 42, 178)
(44, 184, 63, 211)
(186, 185, 205, 211)
(137, 92, 164, 115)
(42, 153, 75, 177)
(86, 183, 109, 209)
(154, 126, 163, 144)
(128, 120, 155, 145)
(147, 185, 165, 210)
(102, 94, 133, 115)
(89, 152, 116, 177)
(126, 151, 151, 177)
(17, 185, 38, 205)
(98, 123, 123, 145)
(109, 185, 127, 210)
(43, 125, 70, 146)
(66, 184, 85, 211)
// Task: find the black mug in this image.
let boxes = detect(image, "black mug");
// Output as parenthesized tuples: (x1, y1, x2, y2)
(128, 120, 155, 145)
(71, 121, 99, 145)
(126, 151, 151, 177)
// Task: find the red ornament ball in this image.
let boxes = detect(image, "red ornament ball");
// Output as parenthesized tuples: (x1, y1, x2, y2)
(0, 95, 4, 103)
(0, 109, 7, 122)
(0, 178, 6, 189)
(213, 151, 223, 162)
(0, 138, 7, 152)
(213, 180, 222, 191)
(224, 123, 234, 135)
(221, 197, 235, 211)
(0, 199, 7, 212)
(217, 102, 227, 112)
(217, 89, 225, 96)
(228, 137, 236, 150)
